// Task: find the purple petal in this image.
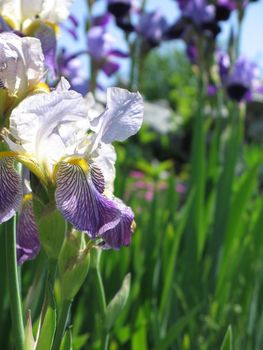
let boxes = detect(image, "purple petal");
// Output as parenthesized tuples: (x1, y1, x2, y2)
(0, 16, 12, 32)
(99, 202, 135, 249)
(35, 23, 57, 78)
(108, 49, 129, 58)
(0, 157, 22, 224)
(92, 13, 113, 27)
(17, 195, 40, 264)
(69, 15, 79, 28)
(101, 60, 120, 76)
(55, 161, 120, 236)
(108, 1, 131, 17)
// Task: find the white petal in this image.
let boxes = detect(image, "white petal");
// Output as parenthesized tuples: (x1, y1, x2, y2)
(21, 36, 45, 86)
(84, 92, 105, 123)
(21, 0, 43, 20)
(92, 143, 116, 193)
(90, 87, 144, 149)
(56, 77, 71, 91)
(40, 0, 74, 22)
(0, 0, 21, 28)
(0, 33, 44, 95)
(9, 90, 89, 166)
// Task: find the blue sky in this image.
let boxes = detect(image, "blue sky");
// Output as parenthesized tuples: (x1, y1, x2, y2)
(60, 0, 263, 85)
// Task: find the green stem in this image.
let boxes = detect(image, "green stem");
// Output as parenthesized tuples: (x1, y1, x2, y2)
(95, 260, 110, 350)
(41, 259, 57, 323)
(5, 217, 24, 350)
(51, 299, 71, 350)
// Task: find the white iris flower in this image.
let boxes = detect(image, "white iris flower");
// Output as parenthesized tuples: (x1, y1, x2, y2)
(0, 82, 144, 252)
(0, 0, 74, 29)
(0, 32, 44, 96)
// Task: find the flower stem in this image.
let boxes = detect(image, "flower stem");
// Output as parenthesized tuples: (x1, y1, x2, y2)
(51, 299, 72, 350)
(5, 216, 24, 350)
(95, 259, 110, 350)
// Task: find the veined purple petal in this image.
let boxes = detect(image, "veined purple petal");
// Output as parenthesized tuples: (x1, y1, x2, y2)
(17, 195, 40, 264)
(0, 157, 22, 224)
(55, 161, 120, 236)
(90, 162, 105, 193)
(99, 202, 135, 249)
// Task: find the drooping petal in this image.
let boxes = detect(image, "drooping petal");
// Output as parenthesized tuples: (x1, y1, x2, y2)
(90, 87, 144, 150)
(16, 194, 40, 264)
(0, 156, 22, 223)
(99, 200, 135, 249)
(55, 160, 120, 236)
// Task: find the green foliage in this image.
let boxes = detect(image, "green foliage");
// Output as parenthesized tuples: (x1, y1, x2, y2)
(141, 49, 198, 126)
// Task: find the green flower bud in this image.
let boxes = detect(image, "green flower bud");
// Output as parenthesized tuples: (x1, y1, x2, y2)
(58, 230, 90, 301)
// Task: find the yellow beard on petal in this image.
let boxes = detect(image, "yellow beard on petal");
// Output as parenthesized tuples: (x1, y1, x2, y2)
(30, 82, 50, 94)
(22, 193, 33, 204)
(2, 15, 19, 30)
(67, 158, 90, 173)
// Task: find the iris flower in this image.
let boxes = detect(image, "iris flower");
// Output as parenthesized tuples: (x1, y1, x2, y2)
(0, 81, 144, 261)
(0, 32, 44, 97)
(0, 0, 74, 30)
(137, 11, 168, 47)
(107, 0, 132, 18)
(88, 24, 128, 77)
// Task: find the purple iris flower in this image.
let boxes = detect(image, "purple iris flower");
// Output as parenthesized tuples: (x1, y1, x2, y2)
(88, 25, 128, 77)
(226, 57, 260, 102)
(57, 48, 88, 95)
(176, 0, 190, 11)
(137, 10, 168, 47)
(34, 23, 57, 79)
(107, 0, 132, 18)
(217, 50, 230, 83)
(178, 0, 220, 37)
(215, 0, 235, 21)
(60, 15, 79, 41)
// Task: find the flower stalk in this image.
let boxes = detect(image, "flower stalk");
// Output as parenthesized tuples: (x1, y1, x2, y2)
(93, 249, 110, 350)
(51, 299, 72, 350)
(5, 216, 24, 350)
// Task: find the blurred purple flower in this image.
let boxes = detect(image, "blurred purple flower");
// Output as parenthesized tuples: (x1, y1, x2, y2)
(88, 25, 128, 76)
(92, 13, 112, 27)
(137, 10, 168, 47)
(226, 57, 261, 102)
(107, 0, 132, 18)
(215, 0, 235, 21)
(207, 84, 218, 96)
(217, 50, 230, 83)
(57, 48, 88, 95)
(60, 15, 79, 41)
(175, 0, 220, 38)
(183, 0, 215, 26)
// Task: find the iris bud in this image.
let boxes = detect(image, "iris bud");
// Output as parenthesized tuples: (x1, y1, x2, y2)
(58, 230, 90, 301)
